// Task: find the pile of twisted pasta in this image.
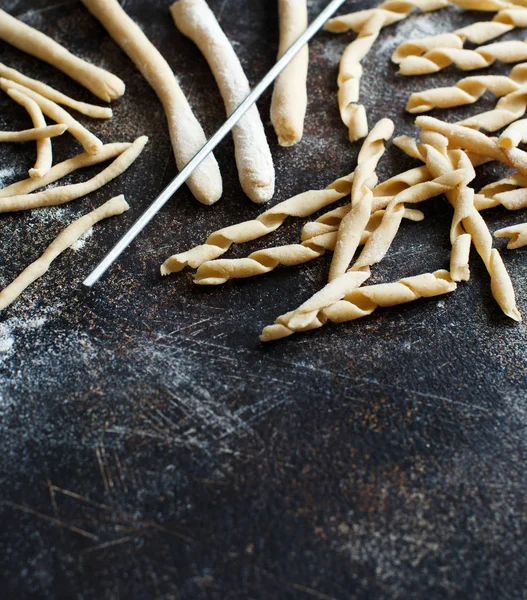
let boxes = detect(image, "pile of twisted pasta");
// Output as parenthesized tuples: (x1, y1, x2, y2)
(162, 0, 527, 341)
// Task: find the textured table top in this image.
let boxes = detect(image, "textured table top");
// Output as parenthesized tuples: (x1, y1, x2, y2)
(1, 1, 526, 598)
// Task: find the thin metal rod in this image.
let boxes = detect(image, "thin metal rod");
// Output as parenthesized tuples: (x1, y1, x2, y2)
(83, 0, 348, 287)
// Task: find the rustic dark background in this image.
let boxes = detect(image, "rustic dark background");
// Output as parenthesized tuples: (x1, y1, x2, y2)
(0, 0, 526, 598)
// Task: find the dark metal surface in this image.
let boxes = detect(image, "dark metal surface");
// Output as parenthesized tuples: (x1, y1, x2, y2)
(0, 1, 526, 598)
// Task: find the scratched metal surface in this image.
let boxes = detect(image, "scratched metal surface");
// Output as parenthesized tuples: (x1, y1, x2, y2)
(0, 0, 526, 598)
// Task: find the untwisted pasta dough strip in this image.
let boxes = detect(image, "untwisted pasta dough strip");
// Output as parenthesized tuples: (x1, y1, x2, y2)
(329, 119, 394, 280)
(399, 39, 527, 76)
(2, 79, 102, 155)
(82, 0, 221, 206)
(260, 270, 457, 342)
(10, 89, 53, 179)
(394, 5, 527, 65)
(0, 9, 124, 102)
(424, 144, 521, 320)
(161, 120, 392, 275)
(271, 0, 309, 147)
(0, 195, 129, 311)
(171, 0, 274, 203)
(495, 222, 527, 247)
(0, 142, 130, 199)
(194, 170, 468, 285)
(0, 123, 67, 142)
(193, 209, 421, 286)
(0, 136, 147, 213)
(0, 62, 112, 119)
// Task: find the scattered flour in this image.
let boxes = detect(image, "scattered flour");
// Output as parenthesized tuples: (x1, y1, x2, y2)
(0, 166, 19, 188)
(70, 226, 94, 252)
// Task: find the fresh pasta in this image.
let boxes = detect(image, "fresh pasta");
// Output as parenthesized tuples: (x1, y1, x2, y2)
(495, 222, 527, 248)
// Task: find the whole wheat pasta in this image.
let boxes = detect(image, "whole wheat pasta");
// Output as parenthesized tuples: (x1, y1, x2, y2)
(0, 142, 130, 199)
(0, 195, 129, 311)
(171, 0, 274, 203)
(2, 79, 102, 155)
(458, 84, 527, 132)
(394, 6, 527, 65)
(324, 1, 450, 141)
(329, 118, 394, 280)
(495, 222, 527, 247)
(0, 9, 124, 102)
(424, 144, 521, 320)
(260, 270, 457, 342)
(398, 39, 527, 76)
(193, 170, 469, 286)
(161, 121, 393, 275)
(0, 136, 147, 213)
(9, 89, 53, 179)
(82, 0, 222, 206)
(271, 0, 309, 147)
(0, 123, 67, 142)
(0, 62, 112, 119)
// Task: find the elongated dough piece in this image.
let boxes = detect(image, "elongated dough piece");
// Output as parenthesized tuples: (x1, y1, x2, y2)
(495, 222, 527, 247)
(0, 62, 112, 119)
(324, 0, 449, 142)
(260, 270, 457, 342)
(424, 144, 521, 320)
(271, 0, 309, 147)
(9, 90, 53, 179)
(399, 39, 527, 76)
(0, 123, 67, 142)
(394, 6, 527, 65)
(498, 117, 527, 147)
(0, 142, 130, 199)
(329, 119, 394, 280)
(171, 0, 274, 203)
(0, 196, 129, 311)
(2, 79, 102, 155)
(82, 0, 221, 205)
(194, 171, 467, 285)
(161, 121, 392, 275)
(458, 84, 527, 132)
(0, 9, 124, 102)
(0, 136, 147, 213)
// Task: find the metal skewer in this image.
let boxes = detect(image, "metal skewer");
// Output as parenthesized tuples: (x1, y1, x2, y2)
(83, 0, 348, 287)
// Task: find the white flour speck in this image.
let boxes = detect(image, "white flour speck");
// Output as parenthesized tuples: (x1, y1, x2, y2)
(71, 227, 94, 252)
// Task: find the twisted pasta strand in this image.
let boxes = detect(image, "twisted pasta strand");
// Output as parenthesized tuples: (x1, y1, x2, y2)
(260, 270, 457, 342)
(458, 84, 527, 132)
(495, 222, 527, 247)
(161, 121, 393, 275)
(324, 0, 448, 142)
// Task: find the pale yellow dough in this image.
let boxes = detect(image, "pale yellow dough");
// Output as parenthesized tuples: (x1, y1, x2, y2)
(0, 9, 125, 102)
(0, 195, 129, 311)
(171, 0, 274, 203)
(0, 62, 112, 119)
(271, 0, 309, 147)
(82, 0, 222, 205)
(495, 222, 527, 248)
(0, 123, 66, 142)
(260, 270, 457, 342)
(0, 137, 147, 213)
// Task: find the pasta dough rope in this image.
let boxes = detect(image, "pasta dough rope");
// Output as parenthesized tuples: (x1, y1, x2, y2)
(495, 222, 527, 247)
(394, 5, 527, 65)
(82, 0, 222, 205)
(194, 170, 470, 285)
(398, 39, 527, 76)
(1, 79, 102, 155)
(0, 123, 67, 142)
(0, 62, 112, 119)
(458, 84, 527, 132)
(271, 0, 309, 147)
(0, 195, 129, 311)
(423, 142, 522, 320)
(171, 0, 274, 203)
(0, 136, 147, 213)
(9, 89, 53, 179)
(0, 9, 125, 102)
(260, 270, 457, 342)
(161, 121, 393, 275)
(324, 1, 450, 141)
(329, 119, 394, 280)
(0, 142, 130, 199)
(498, 116, 527, 147)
